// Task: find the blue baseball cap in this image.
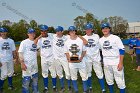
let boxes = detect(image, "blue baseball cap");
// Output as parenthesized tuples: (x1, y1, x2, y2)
(27, 28, 35, 34)
(55, 26, 64, 32)
(85, 23, 94, 30)
(101, 22, 111, 29)
(0, 27, 8, 32)
(68, 26, 76, 31)
(39, 25, 48, 31)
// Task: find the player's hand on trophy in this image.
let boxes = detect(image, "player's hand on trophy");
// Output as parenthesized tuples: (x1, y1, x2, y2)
(21, 61, 27, 71)
(79, 57, 83, 62)
(117, 62, 123, 71)
(67, 58, 71, 63)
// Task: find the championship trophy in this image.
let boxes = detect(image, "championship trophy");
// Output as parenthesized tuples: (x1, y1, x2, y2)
(69, 44, 80, 63)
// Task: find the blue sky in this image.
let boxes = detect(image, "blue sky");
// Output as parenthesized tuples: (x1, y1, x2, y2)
(0, 0, 140, 29)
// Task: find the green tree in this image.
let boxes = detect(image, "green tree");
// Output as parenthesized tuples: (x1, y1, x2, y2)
(74, 13, 103, 37)
(102, 16, 128, 38)
(30, 20, 38, 29)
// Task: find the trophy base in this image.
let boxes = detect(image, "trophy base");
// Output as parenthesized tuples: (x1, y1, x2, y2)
(70, 57, 80, 63)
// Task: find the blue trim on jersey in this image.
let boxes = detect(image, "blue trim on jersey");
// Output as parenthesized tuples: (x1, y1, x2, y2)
(119, 49, 125, 55)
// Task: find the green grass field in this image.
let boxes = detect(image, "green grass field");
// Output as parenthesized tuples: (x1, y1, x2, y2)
(2, 53, 140, 93)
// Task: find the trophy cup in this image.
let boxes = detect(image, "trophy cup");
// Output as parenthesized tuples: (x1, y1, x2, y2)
(69, 44, 80, 63)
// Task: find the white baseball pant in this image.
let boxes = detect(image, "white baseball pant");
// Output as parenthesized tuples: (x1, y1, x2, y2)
(41, 56, 56, 78)
(0, 61, 14, 80)
(104, 65, 126, 89)
(86, 56, 104, 79)
(69, 67, 88, 81)
(54, 59, 71, 79)
(22, 62, 38, 77)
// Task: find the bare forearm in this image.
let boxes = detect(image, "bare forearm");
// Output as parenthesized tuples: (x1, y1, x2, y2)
(119, 55, 124, 65)
(13, 51, 18, 59)
(19, 52, 24, 63)
(134, 47, 140, 49)
(81, 51, 86, 58)
(34, 35, 42, 45)
(65, 53, 70, 61)
(78, 35, 88, 45)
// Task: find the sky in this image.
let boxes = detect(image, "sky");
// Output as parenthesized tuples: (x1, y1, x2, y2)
(0, 0, 140, 29)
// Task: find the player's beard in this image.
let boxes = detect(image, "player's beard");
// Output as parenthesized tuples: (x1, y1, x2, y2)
(41, 32, 47, 37)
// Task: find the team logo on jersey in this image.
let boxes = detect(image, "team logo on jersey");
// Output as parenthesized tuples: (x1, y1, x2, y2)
(42, 40, 51, 49)
(2, 42, 10, 50)
(86, 39, 96, 47)
(103, 41, 112, 50)
(30, 44, 37, 52)
(56, 39, 64, 47)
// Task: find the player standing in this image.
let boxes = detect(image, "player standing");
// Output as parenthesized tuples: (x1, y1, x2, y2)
(99, 23, 126, 93)
(64, 26, 88, 93)
(0, 27, 17, 92)
(128, 34, 137, 63)
(53, 26, 71, 92)
(133, 35, 140, 71)
(18, 28, 39, 93)
(83, 23, 105, 93)
(34, 25, 57, 93)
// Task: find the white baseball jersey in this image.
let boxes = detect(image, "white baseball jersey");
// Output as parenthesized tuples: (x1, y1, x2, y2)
(53, 34, 67, 60)
(64, 37, 86, 68)
(18, 39, 37, 65)
(83, 34, 101, 62)
(99, 34, 125, 66)
(0, 38, 16, 62)
(37, 33, 53, 61)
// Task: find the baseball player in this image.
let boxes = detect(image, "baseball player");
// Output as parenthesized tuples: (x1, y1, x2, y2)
(53, 26, 71, 92)
(0, 27, 17, 92)
(128, 34, 137, 63)
(133, 35, 140, 71)
(34, 25, 57, 93)
(18, 28, 39, 93)
(64, 26, 88, 93)
(83, 23, 105, 93)
(99, 23, 126, 93)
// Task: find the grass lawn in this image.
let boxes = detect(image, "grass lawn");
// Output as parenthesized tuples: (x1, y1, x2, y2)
(2, 53, 140, 93)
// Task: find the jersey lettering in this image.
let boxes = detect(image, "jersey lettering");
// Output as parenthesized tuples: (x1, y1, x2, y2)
(56, 39, 64, 47)
(86, 39, 96, 47)
(42, 40, 51, 49)
(2, 42, 10, 50)
(30, 44, 37, 52)
(103, 41, 112, 50)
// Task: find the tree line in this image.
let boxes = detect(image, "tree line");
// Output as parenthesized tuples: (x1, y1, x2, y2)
(0, 13, 128, 42)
